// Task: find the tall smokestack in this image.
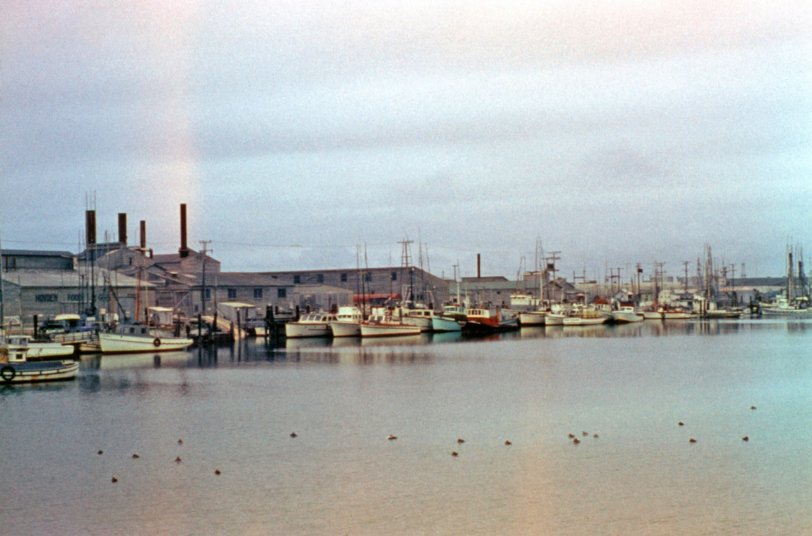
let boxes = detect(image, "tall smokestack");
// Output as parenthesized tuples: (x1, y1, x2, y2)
(477, 253, 481, 279)
(85, 210, 96, 246)
(139, 220, 147, 251)
(118, 213, 127, 245)
(179, 203, 189, 258)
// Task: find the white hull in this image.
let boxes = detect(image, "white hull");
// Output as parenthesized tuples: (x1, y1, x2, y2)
(762, 307, 812, 316)
(360, 323, 421, 338)
(519, 311, 546, 326)
(99, 333, 193, 354)
(662, 312, 693, 320)
(402, 316, 433, 332)
(330, 321, 362, 337)
(26, 342, 75, 359)
(0, 360, 79, 383)
(611, 310, 644, 324)
(643, 311, 663, 320)
(563, 316, 607, 326)
(545, 313, 565, 326)
(285, 323, 332, 338)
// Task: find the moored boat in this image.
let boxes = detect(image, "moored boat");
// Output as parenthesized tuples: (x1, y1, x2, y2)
(431, 315, 463, 332)
(99, 324, 193, 354)
(400, 306, 436, 332)
(463, 307, 519, 334)
(329, 306, 363, 337)
(1, 334, 74, 359)
(360, 308, 421, 337)
(518, 310, 546, 327)
(285, 312, 338, 338)
(562, 306, 609, 326)
(611, 306, 644, 324)
(0, 346, 79, 384)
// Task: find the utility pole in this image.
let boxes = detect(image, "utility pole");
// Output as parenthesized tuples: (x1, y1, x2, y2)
(200, 240, 211, 315)
(683, 261, 690, 294)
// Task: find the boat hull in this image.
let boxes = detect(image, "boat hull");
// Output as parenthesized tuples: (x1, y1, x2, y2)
(360, 323, 421, 337)
(25, 342, 75, 359)
(99, 333, 193, 354)
(285, 323, 332, 338)
(519, 311, 546, 327)
(330, 321, 362, 337)
(544, 313, 565, 326)
(431, 316, 463, 332)
(0, 360, 79, 384)
(563, 316, 608, 326)
(611, 311, 644, 324)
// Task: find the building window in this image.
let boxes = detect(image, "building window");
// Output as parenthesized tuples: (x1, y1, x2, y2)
(364, 272, 372, 282)
(277, 288, 287, 299)
(254, 288, 263, 299)
(316, 274, 324, 283)
(293, 275, 301, 284)
(227, 288, 237, 299)
(391, 271, 397, 281)
(340, 273, 347, 282)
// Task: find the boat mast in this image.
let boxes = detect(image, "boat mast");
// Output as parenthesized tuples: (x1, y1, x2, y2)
(0, 225, 5, 327)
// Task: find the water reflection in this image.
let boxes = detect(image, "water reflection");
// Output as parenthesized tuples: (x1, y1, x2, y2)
(60, 318, 812, 378)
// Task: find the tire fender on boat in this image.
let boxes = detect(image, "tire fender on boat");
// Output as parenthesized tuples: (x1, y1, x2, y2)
(0, 365, 15, 383)
(153, 338, 161, 348)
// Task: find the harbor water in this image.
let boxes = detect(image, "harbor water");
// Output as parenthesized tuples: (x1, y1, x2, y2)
(1, 318, 811, 535)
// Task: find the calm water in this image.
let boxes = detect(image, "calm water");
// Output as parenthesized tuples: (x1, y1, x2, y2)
(2, 319, 811, 535)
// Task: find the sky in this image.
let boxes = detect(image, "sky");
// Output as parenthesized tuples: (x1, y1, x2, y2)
(1, 0, 810, 282)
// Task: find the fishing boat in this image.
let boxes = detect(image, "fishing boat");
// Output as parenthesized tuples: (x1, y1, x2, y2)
(285, 312, 338, 338)
(0, 345, 79, 384)
(360, 308, 421, 337)
(99, 324, 193, 354)
(329, 306, 364, 337)
(463, 307, 519, 334)
(661, 307, 694, 320)
(562, 307, 609, 326)
(518, 310, 546, 327)
(761, 297, 811, 316)
(400, 305, 436, 332)
(0, 334, 74, 359)
(431, 314, 463, 332)
(610, 306, 644, 324)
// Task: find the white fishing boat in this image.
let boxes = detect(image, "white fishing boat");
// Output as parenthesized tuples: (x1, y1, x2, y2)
(0, 345, 79, 384)
(544, 312, 566, 326)
(562, 307, 609, 326)
(761, 297, 811, 316)
(360, 309, 421, 337)
(518, 310, 546, 327)
(329, 306, 364, 337)
(1, 334, 74, 359)
(611, 306, 644, 324)
(661, 308, 694, 320)
(99, 324, 193, 354)
(285, 312, 338, 338)
(400, 305, 436, 332)
(642, 309, 663, 320)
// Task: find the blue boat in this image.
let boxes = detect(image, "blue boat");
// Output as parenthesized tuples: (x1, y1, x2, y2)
(0, 343, 79, 384)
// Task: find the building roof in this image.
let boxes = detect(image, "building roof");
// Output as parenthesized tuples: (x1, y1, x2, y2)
(1, 249, 73, 258)
(1, 269, 151, 289)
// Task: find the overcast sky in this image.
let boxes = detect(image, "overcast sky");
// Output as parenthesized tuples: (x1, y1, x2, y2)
(2, 1, 810, 282)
